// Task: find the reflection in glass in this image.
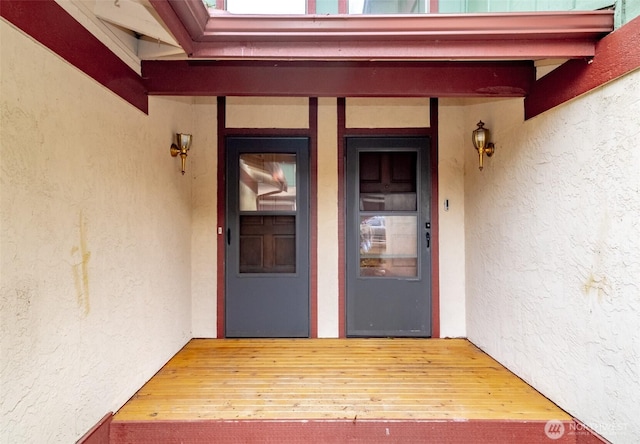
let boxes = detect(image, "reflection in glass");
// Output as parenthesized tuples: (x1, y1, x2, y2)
(359, 150, 417, 211)
(239, 153, 296, 211)
(360, 215, 417, 277)
(360, 193, 416, 211)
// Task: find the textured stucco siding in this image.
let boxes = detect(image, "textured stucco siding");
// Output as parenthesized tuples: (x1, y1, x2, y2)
(316, 97, 341, 337)
(464, 72, 640, 443)
(437, 99, 467, 337)
(0, 22, 193, 443)
(190, 97, 218, 338)
(5, 11, 638, 443)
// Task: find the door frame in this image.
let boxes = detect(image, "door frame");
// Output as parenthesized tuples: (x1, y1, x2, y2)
(337, 97, 440, 338)
(216, 97, 319, 338)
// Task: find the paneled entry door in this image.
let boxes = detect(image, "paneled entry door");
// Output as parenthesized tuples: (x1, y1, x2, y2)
(225, 137, 309, 337)
(346, 137, 432, 337)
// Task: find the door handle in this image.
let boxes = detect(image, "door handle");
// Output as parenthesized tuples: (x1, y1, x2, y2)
(426, 231, 430, 248)
(227, 228, 231, 245)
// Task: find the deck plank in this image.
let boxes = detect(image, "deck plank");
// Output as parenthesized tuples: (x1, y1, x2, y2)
(113, 339, 570, 422)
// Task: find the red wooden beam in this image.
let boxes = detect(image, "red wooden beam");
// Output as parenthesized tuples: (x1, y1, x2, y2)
(1, 0, 148, 113)
(142, 60, 535, 97)
(525, 15, 640, 120)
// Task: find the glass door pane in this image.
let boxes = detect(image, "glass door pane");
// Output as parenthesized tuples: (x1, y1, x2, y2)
(358, 150, 419, 278)
(239, 153, 297, 274)
(360, 215, 417, 277)
(239, 153, 296, 211)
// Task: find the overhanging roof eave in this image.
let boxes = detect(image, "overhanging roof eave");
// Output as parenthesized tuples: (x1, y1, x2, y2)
(150, 0, 614, 60)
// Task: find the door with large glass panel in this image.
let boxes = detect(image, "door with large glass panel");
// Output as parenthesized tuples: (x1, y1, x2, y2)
(225, 137, 309, 337)
(346, 137, 431, 337)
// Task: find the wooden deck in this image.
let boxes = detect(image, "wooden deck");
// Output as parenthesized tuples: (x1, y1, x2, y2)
(111, 339, 585, 443)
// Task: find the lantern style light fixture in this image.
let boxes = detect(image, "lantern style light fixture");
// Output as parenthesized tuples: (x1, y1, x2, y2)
(472, 121, 495, 171)
(170, 133, 192, 175)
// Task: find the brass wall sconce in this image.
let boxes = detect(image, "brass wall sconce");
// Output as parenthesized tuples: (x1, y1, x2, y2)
(472, 121, 495, 171)
(170, 133, 192, 175)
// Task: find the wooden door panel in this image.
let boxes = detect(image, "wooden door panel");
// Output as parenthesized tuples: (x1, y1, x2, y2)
(240, 215, 296, 273)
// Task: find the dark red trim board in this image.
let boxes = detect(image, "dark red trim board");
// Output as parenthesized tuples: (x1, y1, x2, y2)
(76, 413, 112, 444)
(142, 60, 534, 98)
(1, 0, 148, 113)
(216, 97, 226, 339)
(110, 419, 578, 444)
(574, 418, 610, 444)
(429, 98, 440, 339)
(309, 98, 319, 338)
(336, 98, 347, 338)
(525, 14, 640, 120)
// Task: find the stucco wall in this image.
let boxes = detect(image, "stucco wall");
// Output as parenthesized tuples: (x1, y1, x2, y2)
(437, 100, 467, 337)
(346, 98, 430, 128)
(464, 72, 640, 442)
(317, 98, 340, 337)
(190, 98, 218, 338)
(0, 22, 193, 442)
(226, 96, 309, 129)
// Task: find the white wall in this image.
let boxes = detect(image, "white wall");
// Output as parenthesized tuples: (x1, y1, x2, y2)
(465, 72, 640, 443)
(190, 98, 218, 338)
(437, 100, 467, 337)
(0, 22, 194, 443)
(317, 98, 340, 337)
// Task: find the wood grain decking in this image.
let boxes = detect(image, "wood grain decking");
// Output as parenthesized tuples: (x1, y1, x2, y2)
(113, 338, 569, 423)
